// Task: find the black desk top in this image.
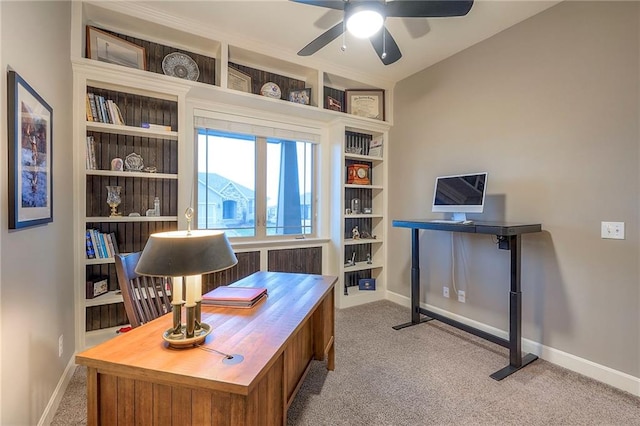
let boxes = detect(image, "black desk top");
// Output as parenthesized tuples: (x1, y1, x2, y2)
(392, 219, 542, 236)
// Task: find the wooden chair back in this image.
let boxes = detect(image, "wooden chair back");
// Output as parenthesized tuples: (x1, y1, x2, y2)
(114, 252, 173, 328)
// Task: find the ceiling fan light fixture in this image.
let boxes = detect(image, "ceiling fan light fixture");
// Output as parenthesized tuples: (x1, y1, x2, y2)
(346, 4, 384, 39)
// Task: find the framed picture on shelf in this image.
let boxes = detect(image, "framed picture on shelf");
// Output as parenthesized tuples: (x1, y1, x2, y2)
(86, 26, 146, 70)
(345, 89, 385, 121)
(327, 96, 342, 111)
(7, 70, 53, 229)
(288, 88, 311, 105)
(359, 278, 376, 291)
(368, 136, 383, 157)
(227, 67, 252, 93)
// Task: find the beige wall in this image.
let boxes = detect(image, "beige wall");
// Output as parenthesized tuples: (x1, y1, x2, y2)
(388, 1, 639, 377)
(0, 1, 74, 424)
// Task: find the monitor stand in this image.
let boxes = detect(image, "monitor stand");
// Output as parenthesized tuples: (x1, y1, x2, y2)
(451, 213, 467, 222)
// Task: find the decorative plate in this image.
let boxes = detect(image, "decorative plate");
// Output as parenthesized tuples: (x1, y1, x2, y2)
(162, 52, 200, 81)
(260, 82, 282, 99)
(124, 152, 144, 172)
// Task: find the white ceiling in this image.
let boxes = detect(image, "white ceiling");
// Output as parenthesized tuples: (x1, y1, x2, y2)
(136, 0, 560, 85)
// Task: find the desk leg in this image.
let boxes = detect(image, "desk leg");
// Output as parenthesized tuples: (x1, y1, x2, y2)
(394, 228, 433, 330)
(490, 234, 538, 380)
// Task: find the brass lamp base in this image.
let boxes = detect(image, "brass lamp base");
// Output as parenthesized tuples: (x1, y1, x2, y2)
(162, 323, 212, 349)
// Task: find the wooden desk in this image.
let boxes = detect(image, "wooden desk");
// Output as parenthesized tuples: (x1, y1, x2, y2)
(392, 219, 542, 380)
(76, 271, 337, 425)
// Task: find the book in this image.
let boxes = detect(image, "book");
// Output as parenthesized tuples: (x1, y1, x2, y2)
(85, 230, 96, 259)
(109, 232, 120, 255)
(105, 233, 116, 258)
(141, 122, 172, 132)
(201, 286, 267, 308)
(107, 100, 121, 125)
(98, 231, 110, 258)
(85, 94, 94, 122)
(87, 92, 99, 123)
(113, 102, 125, 125)
(89, 229, 102, 258)
(86, 136, 97, 170)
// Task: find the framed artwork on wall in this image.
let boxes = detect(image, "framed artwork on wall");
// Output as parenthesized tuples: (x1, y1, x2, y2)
(7, 70, 53, 229)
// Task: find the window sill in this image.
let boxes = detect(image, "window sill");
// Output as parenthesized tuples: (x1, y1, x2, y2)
(229, 237, 330, 250)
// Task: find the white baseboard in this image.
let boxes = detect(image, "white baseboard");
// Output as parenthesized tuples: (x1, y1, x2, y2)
(38, 358, 77, 426)
(386, 291, 640, 397)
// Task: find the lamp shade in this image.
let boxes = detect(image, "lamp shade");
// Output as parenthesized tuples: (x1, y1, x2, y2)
(135, 230, 237, 277)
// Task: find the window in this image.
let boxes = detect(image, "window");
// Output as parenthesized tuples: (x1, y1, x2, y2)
(197, 128, 315, 239)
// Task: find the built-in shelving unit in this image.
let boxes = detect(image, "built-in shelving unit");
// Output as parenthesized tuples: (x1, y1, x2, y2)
(330, 123, 389, 309)
(72, 1, 394, 350)
(73, 59, 190, 350)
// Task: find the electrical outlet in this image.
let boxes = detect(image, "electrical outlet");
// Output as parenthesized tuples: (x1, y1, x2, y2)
(458, 290, 466, 303)
(58, 335, 63, 357)
(443, 286, 449, 298)
(601, 221, 625, 240)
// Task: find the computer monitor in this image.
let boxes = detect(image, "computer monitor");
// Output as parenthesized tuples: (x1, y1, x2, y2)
(432, 172, 488, 221)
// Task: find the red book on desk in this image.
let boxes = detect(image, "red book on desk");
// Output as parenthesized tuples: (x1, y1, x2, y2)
(201, 286, 267, 308)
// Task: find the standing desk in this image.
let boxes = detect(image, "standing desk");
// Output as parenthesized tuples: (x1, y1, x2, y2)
(392, 219, 542, 380)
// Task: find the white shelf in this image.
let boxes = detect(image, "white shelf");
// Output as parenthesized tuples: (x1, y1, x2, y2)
(343, 261, 384, 272)
(85, 170, 178, 179)
(85, 216, 178, 222)
(86, 121, 178, 140)
(345, 184, 383, 190)
(344, 214, 383, 219)
(344, 238, 383, 246)
(339, 287, 384, 309)
(84, 326, 128, 350)
(85, 290, 123, 307)
(85, 257, 115, 265)
(344, 153, 383, 163)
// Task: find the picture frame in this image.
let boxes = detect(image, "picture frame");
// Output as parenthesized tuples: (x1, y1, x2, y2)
(86, 26, 146, 70)
(345, 89, 385, 121)
(288, 88, 311, 105)
(326, 96, 342, 112)
(7, 70, 53, 229)
(227, 67, 252, 93)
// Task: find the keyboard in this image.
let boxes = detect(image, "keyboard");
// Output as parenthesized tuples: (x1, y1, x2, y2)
(429, 219, 463, 224)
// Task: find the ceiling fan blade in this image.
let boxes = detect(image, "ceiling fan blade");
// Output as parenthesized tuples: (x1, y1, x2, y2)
(298, 21, 345, 56)
(385, 1, 474, 18)
(403, 18, 431, 39)
(370, 27, 402, 65)
(290, 0, 346, 11)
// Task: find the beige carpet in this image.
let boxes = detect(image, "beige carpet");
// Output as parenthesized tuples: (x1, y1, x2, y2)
(53, 300, 640, 425)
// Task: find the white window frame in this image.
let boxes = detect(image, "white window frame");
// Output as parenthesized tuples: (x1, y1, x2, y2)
(194, 110, 321, 242)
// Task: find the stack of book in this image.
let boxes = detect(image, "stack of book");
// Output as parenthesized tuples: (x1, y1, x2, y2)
(201, 286, 267, 308)
(86, 92, 125, 125)
(86, 229, 119, 259)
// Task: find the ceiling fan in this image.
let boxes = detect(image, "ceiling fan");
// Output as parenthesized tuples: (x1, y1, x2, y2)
(291, 0, 474, 65)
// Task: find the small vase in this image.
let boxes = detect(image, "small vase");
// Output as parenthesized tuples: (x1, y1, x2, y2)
(106, 185, 122, 217)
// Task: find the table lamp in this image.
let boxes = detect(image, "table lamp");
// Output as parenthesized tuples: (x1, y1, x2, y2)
(135, 209, 237, 348)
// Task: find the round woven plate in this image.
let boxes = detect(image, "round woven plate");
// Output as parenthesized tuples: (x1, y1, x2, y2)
(162, 52, 199, 81)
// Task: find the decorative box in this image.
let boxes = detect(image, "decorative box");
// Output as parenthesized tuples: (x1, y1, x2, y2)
(86, 275, 109, 299)
(358, 278, 376, 291)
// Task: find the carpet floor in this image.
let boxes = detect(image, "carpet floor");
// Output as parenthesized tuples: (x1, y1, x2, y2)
(53, 300, 640, 425)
